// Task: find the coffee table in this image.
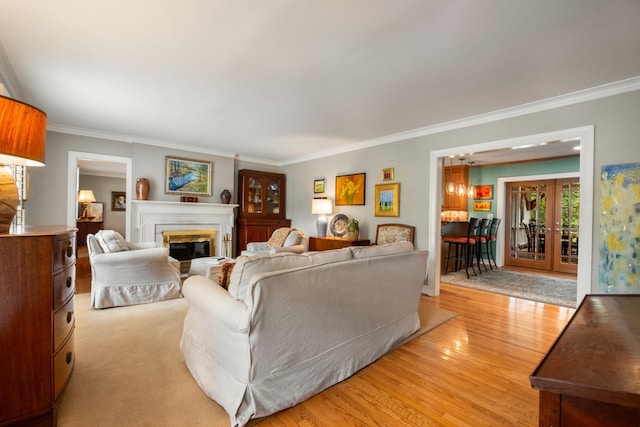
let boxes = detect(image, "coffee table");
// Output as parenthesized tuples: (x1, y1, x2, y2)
(188, 256, 235, 282)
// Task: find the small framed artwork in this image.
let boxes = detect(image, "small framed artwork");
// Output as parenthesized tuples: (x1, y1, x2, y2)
(473, 201, 492, 211)
(375, 183, 400, 217)
(335, 173, 366, 206)
(382, 167, 394, 181)
(88, 202, 104, 221)
(111, 191, 126, 211)
(473, 185, 493, 200)
(165, 156, 213, 196)
(314, 178, 326, 194)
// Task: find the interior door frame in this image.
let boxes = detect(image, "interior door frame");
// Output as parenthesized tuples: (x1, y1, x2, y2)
(66, 151, 133, 238)
(428, 126, 593, 306)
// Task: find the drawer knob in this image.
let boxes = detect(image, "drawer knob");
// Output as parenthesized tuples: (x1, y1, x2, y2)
(66, 244, 73, 258)
(66, 277, 73, 288)
(66, 352, 73, 364)
(67, 311, 74, 323)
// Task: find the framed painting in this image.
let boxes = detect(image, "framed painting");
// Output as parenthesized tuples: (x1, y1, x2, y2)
(382, 167, 394, 181)
(88, 202, 104, 221)
(474, 185, 493, 200)
(473, 201, 491, 211)
(314, 178, 326, 194)
(335, 173, 366, 205)
(111, 191, 126, 211)
(165, 156, 212, 196)
(375, 183, 400, 217)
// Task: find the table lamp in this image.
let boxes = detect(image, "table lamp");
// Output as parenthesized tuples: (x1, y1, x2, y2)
(78, 190, 96, 220)
(0, 95, 47, 233)
(312, 198, 333, 237)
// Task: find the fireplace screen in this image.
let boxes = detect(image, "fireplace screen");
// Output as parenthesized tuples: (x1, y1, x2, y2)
(162, 230, 216, 273)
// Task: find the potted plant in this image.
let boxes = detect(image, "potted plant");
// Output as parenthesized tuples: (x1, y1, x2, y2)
(347, 219, 359, 241)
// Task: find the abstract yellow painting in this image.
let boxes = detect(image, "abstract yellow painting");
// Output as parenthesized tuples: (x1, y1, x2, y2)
(599, 162, 640, 292)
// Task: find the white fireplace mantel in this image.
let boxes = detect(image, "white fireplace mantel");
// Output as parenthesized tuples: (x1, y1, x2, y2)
(131, 200, 238, 257)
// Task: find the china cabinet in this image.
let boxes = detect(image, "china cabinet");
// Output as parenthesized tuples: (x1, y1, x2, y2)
(237, 169, 291, 254)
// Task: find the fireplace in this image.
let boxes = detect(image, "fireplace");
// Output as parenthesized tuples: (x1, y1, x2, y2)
(131, 200, 238, 261)
(163, 230, 217, 274)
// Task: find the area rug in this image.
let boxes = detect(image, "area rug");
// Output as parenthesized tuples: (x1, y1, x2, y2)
(58, 294, 455, 426)
(442, 268, 577, 308)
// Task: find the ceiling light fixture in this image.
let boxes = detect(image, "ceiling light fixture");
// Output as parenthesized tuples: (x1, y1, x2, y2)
(456, 158, 466, 197)
(467, 161, 476, 198)
(446, 157, 456, 195)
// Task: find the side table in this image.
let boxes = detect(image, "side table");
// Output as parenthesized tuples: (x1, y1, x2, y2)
(188, 256, 235, 282)
(308, 236, 370, 251)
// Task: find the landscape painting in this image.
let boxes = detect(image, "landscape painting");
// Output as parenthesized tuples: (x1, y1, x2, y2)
(165, 156, 212, 196)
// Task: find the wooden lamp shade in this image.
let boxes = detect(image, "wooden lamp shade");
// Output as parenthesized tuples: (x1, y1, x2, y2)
(0, 95, 47, 232)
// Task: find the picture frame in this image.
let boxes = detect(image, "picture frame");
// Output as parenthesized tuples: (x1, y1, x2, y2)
(335, 173, 366, 206)
(375, 183, 400, 217)
(313, 178, 326, 194)
(165, 156, 212, 196)
(473, 185, 493, 200)
(473, 201, 492, 211)
(111, 191, 126, 211)
(88, 202, 104, 221)
(382, 167, 394, 181)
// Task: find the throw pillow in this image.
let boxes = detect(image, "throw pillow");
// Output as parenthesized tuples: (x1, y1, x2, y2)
(283, 231, 302, 247)
(95, 230, 129, 253)
(218, 262, 234, 290)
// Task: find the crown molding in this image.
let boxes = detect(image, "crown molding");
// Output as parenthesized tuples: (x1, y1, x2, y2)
(38, 75, 640, 166)
(47, 123, 238, 159)
(281, 76, 640, 165)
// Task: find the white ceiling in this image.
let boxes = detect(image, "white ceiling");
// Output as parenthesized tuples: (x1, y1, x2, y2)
(2, 0, 640, 166)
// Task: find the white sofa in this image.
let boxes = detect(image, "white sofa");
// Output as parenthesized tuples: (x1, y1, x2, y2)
(180, 241, 428, 426)
(87, 230, 181, 309)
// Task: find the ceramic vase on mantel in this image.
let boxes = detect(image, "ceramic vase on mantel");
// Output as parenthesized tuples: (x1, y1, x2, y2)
(136, 177, 150, 200)
(220, 189, 232, 204)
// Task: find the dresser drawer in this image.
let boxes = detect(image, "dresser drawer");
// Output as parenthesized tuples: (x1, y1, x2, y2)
(53, 332, 74, 400)
(53, 235, 76, 273)
(53, 265, 75, 310)
(53, 297, 75, 352)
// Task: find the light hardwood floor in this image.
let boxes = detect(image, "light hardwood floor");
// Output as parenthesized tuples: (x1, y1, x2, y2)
(260, 284, 574, 426)
(76, 259, 573, 426)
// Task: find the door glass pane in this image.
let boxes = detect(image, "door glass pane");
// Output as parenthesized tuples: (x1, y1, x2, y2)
(248, 177, 262, 214)
(560, 182, 579, 265)
(509, 184, 547, 260)
(266, 179, 280, 215)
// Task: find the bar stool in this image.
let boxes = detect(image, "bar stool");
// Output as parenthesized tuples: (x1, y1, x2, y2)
(476, 218, 492, 272)
(486, 218, 501, 269)
(443, 218, 481, 278)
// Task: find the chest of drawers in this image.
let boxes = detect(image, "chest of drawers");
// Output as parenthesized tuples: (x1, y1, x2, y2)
(0, 226, 76, 426)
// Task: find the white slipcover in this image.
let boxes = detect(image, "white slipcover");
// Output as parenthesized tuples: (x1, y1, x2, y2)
(180, 244, 427, 426)
(87, 233, 182, 309)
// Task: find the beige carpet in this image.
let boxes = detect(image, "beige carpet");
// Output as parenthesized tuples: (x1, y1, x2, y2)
(58, 294, 456, 427)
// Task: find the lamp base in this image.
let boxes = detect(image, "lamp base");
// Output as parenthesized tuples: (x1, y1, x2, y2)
(0, 167, 18, 233)
(316, 215, 328, 237)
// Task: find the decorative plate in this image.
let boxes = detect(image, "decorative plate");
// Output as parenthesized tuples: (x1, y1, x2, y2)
(330, 214, 350, 237)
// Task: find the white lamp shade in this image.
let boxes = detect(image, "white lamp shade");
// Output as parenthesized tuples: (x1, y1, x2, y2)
(311, 198, 333, 215)
(78, 190, 96, 203)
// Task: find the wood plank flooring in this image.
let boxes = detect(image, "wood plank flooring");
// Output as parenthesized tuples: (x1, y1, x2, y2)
(259, 284, 574, 426)
(76, 260, 573, 425)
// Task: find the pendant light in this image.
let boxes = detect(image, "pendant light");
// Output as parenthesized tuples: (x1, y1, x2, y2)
(445, 157, 455, 195)
(467, 161, 475, 198)
(456, 158, 466, 196)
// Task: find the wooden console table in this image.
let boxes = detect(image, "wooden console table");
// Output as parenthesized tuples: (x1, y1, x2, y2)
(530, 295, 640, 426)
(308, 236, 370, 251)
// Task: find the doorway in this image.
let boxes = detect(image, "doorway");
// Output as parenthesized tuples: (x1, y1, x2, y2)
(505, 177, 579, 275)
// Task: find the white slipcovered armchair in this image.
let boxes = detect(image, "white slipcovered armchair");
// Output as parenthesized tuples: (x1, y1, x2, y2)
(240, 227, 306, 256)
(87, 230, 181, 309)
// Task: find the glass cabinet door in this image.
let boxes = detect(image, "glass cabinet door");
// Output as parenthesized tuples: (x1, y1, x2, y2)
(248, 177, 263, 214)
(266, 179, 280, 215)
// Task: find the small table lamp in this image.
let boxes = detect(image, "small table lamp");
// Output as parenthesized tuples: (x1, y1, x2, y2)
(78, 190, 97, 220)
(0, 95, 47, 233)
(312, 198, 333, 237)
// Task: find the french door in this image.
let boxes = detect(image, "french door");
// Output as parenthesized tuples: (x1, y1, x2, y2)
(505, 178, 579, 275)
